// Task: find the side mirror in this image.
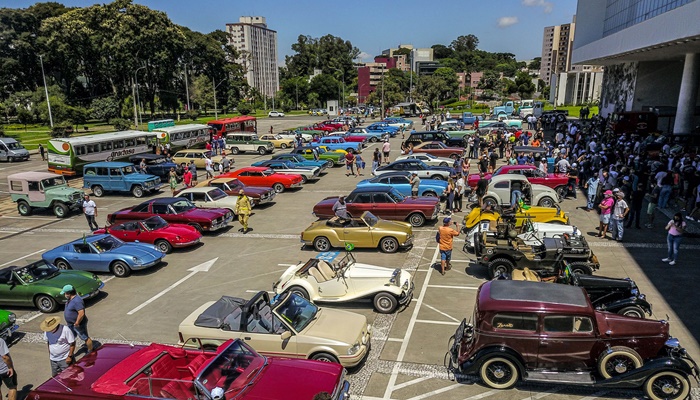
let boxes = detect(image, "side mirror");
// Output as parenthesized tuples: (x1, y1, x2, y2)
(280, 331, 292, 341)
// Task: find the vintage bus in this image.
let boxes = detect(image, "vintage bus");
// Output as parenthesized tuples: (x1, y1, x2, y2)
(151, 124, 212, 151)
(207, 116, 257, 136)
(147, 119, 176, 132)
(47, 130, 157, 176)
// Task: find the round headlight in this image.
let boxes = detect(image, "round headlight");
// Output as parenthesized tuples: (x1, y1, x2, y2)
(348, 343, 360, 355)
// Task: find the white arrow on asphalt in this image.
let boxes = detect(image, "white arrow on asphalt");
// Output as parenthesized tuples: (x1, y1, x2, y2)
(127, 258, 218, 315)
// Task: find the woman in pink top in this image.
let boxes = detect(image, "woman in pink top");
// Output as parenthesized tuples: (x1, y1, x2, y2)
(663, 212, 686, 265)
(597, 190, 615, 238)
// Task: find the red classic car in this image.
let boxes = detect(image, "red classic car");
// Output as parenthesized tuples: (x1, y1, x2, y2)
(300, 124, 335, 132)
(411, 141, 464, 159)
(467, 164, 570, 193)
(222, 167, 303, 193)
(319, 120, 345, 129)
(27, 339, 351, 400)
(107, 197, 233, 233)
(94, 216, 202, 253)
(175, 177, 276, 206)
(325, 132, 367, 146)
(313, 186, 440, 227)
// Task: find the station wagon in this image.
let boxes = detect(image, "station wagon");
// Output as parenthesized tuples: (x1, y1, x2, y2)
(83, 162, 161, 198)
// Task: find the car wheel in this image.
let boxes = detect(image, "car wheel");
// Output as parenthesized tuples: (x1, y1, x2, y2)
(370, 136, 378, 142)
(155, 239, 173, 254)
(644, 371, 690, 400)
(313, 236, 331, 252)
(568, 262, 593, 275)
(618, 305, 646, 319)
(257, 147, 267, 155)
(53, 202, 69, 218)
(189, 223, 203, 233)
(373, 292, 398, 313)
(537, 196, 555, 207)
(379, 237, 399, 253)
(479, 356, 520, 390)
(132, 185, 144, 198)
(17, 201, 32, 216)
(300, 175, 308, 184)
(408, 212, 426, 227)
(287, 286, 309, 300)
(473, 232, 484, 258)
(272, 183, 285, 193)
(92, 185, 104, 197)
(554, 185, 567, 199)
(488, 258, 514, 279)
(55, 259, 71, 270)
(111, 261, 132, 278)
(556, 114, 566, 123)
(281, 143, 288, 149)
(346, 148, 354, 153)
(422, 191, 437, 197)
(34, 294, 58, 313)
(483, 197, 498, 208)
(439, 162, 449, 167)
(311, 352, 339, 364)
(450, 154, 459, 160)
(229, 147, 240, 155)
(597, 346, 643, 379)
(325, 160, 334, 168)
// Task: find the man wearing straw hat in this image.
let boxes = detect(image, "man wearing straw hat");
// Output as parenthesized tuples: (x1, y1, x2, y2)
(40, 316, 75, 377)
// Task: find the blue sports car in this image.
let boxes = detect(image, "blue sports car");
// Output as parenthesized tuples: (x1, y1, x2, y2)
(366, 123, 399, 137)
(269, 153, 331, 169)
(356, 171, 448, 198)
(42, 234, 165, 278)
(344, 127, 389, 142)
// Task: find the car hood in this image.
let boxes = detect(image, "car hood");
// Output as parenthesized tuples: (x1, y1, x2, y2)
(303, 308, 368, 345)
(117, 242, 163, 259)
(43, 271, 100, 295)
(244, 186, 275, 197)
(45, 186, 82, 197)
(575, 274, 635, 290)
(124, 173, 159, 182)
(243, 357, 343, 400)
(180, 208, 229, 218)
(157, 223, 201, 238)
(530, 222, 577, 234)
(595, 312, 669, 338)
(344, 262, 401, 280)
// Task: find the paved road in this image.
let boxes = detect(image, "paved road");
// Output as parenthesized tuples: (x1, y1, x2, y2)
(0, 115, 697, 399)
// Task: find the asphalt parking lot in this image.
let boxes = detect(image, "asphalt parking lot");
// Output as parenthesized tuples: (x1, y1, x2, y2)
(0, 115, 698, 399)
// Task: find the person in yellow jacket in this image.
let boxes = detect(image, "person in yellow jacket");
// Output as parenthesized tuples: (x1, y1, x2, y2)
(234, 189, 252, 233)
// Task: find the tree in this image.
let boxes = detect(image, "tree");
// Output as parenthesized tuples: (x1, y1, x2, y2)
(66, 106, 88, 131)
(16, 108, 33, 131)
(528, 57, 541, 71)
(450, 35, 479, 52)
(190, 75, 214, 114)
(431, 44, 454, 59)
(284, 34, 359, 86)
(280, 76, 309, 110)
(515, 71, 536, 99)
(478, 70, 501, 91)
(91, 97, 120, 122)
(393, 47, 411, 56)
(310, 74, 340, 103)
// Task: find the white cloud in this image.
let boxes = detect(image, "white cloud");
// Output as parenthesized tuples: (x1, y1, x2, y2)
(356, 51, 373, 62)
(522, 0, 553, 13)
(497, 16, 519, 28)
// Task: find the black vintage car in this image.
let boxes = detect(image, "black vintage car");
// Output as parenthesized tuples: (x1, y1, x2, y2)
(129, 154, 181, 183)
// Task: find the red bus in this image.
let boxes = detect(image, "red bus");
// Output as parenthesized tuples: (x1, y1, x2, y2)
(207, 116, 257, 137)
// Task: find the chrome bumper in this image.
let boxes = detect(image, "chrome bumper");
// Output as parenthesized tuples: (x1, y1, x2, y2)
(173, 238, 201, 248)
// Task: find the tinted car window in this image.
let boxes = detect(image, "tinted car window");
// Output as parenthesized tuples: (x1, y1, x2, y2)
(492, 313, 538, 331)
(353, 194, 372, 203)
(373, 193, 392, 203)
(544, 316, 593, 333)
(494, 181, 509, 189)
(132, 203, 149, 212)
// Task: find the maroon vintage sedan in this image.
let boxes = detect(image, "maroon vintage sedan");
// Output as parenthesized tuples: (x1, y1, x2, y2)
(411, 141, 464, 159)
(467, 164, 570, 193)
(107, 197, 233, 233)
(27, 339, 351, 400)
(313, 186, 440, 227)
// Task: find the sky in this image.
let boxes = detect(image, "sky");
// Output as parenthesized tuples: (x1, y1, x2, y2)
(8, 0, 578, 63)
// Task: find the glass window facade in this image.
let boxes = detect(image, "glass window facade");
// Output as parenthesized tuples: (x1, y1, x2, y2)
(604, 0, 696, 37)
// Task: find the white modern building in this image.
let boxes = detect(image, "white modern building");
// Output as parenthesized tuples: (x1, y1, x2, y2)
(226, 16, 279, 99)
(572, 0, 700, 133)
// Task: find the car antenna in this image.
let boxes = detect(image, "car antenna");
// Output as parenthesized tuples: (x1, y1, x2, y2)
(117, 332, 135, 348)
(50, 376, 72, 392)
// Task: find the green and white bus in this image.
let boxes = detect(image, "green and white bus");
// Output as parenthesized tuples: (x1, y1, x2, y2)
(47, 130, 157, 176)
(151, 124, 211, 151)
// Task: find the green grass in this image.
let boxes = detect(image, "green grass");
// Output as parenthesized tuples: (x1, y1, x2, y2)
(542, 104, 598, 118)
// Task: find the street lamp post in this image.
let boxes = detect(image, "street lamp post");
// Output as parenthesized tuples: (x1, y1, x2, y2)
(380, 64, 385, 119)
(184, 64, 191, 112)
(409, 49, 415, 103)
(39, 55, 53, 128)
(134, 65, 147, 128)
(332, 67, 345, 111)
(213, 76, 227, 120)
(294, 80, 299, 110)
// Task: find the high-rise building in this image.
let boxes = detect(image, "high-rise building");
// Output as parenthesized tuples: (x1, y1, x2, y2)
(226, 16, 279, 99)
(540, 20, 575, 85)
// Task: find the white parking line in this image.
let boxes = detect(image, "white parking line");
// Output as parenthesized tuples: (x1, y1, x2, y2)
(405, 383, 461, 400)
(393, 376, 431, 391)
(0, 249, 46, 267)
(427, 285, 478, 290)
(415, 319, 461, 326)
(386, 338, 403, 342)
(461, 390, 500, 400)
(423, 303, 460, 322)
(579, 391, 608, 400)
(518, 387, 561, 400)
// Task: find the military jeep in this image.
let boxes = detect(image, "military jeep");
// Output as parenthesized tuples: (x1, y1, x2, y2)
(8, 172, 83, 218)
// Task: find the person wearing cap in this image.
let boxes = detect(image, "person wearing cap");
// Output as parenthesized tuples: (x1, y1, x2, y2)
(235, 189, 252, 234)
(598, 190, 615, 238)
(610, 191, 629, 241)
(437, 217, 460, 276)
(62, 284, 93, 355)
(409, 173, 420, 198)
(40, 316, 75, 377)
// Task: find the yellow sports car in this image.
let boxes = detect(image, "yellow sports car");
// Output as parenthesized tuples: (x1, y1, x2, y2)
(302, 211, 413, 253)
(317, 145, 347, 155)
(463, 204, 569, 229)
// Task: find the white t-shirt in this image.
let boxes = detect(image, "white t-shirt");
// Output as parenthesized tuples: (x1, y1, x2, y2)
(44, 325, 75, 361)
(0, 338, 8, 374)
(83, 200, 96, 216)
(205, 158, 213, 171)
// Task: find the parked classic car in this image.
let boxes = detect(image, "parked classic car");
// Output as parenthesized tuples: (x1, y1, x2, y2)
(312, 136, 363, 154)
(464, 215, 577, 253)
(463, 204, 569, 229)
(223, 167, 303, 193)
(0, 259, 103, 312)
(94, 216, 202, 253)
(258, 134, 294, 149)
(8, 172, 83, 218)
(483, 174, 561, 208)
(302, 212, 414, 253)
(0, 310, 16, 341)
(278, 130, 313, 143)
(467, 164, 570, 196)
(271, 153, 331, 170)
(108, 197, 233, 233)
(447, 280, 698, 400)
(251, 160, 320, 183)
(313, 187, 440, 227)
(171, 149, 224, 170)
(129, 153, 180, 183)
(42, 234, 164, 278)
(176, 186, 241, 214)
(186, 177, 276, 206)
(291, 146, 344, 166)
(356, 171, 448, 197)
(402, 130, 466, 148)
(395, 153, 455, 167)
(27, 339, 350, 400)
(274, 251, 414, 313)
(83, 162, 162, 198)
(344, 127, 387, 142)
(411, 141, 465, 159)
(373, 159, 453, 180)
(366, 123, 398, 136)
(383, 117, 413, 129)
(225, 133, 275, 155)
(179, 291, 371, 368)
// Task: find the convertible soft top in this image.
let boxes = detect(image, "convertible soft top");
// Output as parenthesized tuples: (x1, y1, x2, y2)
(194, 296, 246, 330)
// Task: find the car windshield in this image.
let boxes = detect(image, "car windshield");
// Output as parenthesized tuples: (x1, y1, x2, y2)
(14, 260, 59, 283)
(362, 212, 379, 227)
(261, 169, 275, 177)
(274, 293, 318, 332)
(143, 216, 168, 231)
(41, 177, 67, 188)
(122, 166, 136, 174)
(6, 142, 23, 150)
(208, 188, 228, 201)
(387, 188, 405, 203)
(422, 153, 437, 159)
(170, 199, 196, 213)
(196, 340, 265, 397)
(92, 236, 124, 253)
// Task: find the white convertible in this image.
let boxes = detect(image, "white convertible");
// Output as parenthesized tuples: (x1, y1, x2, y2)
(395, 153, 455, 167)
(464, 218, 578, 254)
(273, 252, 414, 314)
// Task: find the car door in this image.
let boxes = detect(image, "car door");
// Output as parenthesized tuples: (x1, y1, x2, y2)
(0, 270, 21, 306)
(491, 180, 510, 204)
(523, 169, 546, 186)
(346, 193, 373, 218)
(537, 315, 597, 371)
(490, 312, 541, 368)
(371, 193, 397, 219)
(109, 167, 127, 191)
(243, 301, 298, 358)
(68, 243, 103, 272)
(341, 215, 374, 248)
(246, 171, 265, 186)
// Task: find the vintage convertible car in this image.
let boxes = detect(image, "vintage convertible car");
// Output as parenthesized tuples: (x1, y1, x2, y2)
(467, 164, 571, 195)
(179, 291, 371, 368)
(274, 251, 414, 314)
(482, 174, 561, 208)
(395, 153, 455, 167)
(464, 214, 577, 253)
(271, 153, 331, 170)
(0, 259, 103, 312)
(108, 197, 233, 233)
(186, 177, 276, 207)
(291, 146, 344, 166)
(313, 187, 439, 227)
(448, 280, 698, 400)
(411, 141, 465, 159)
(42, 234, 164, 278)
(250, 160, 320, 183)
(463, 204, 570, 229)
(176, 186, 241, 214)
(223, 167, 303, 193)
(356, 171, 448, 198)
(27, 339, 350, 400)
(373, 159, 453, 180)
(302, 212, 413, 253)
(94, 216, 202, 253)
(277, 130, 313, 142)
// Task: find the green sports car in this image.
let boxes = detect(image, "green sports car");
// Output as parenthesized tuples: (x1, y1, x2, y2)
(0, 310, 16, 341)
(0, 260, 104, 313)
